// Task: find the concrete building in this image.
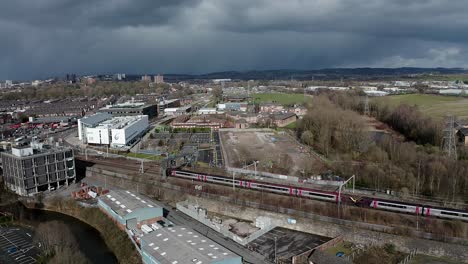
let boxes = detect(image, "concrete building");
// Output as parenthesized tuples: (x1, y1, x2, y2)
(142, 75, 151, 82)
(163, 105, 192, 116)
(198, 108, 218, 115)
(259, 103, 284, 113)
(272, 113, 297, 127)
(98, 189, 163, 230)
(78, 113, 149, 147)
(141, 225, 242, 264)
(217, 102, 248, 112)
(98, 101, 157, 118)
(158, 99, 181, 116)
(154, 74, 164, 84)
(1, 144, 75, 196)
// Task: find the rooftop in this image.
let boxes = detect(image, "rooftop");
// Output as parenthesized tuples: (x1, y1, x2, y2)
(99, 189, 161, 219)
(159, 99, 180, 106)
(95, 115, 147, 130)
(79, 113, 112, 126)
(101, 101, 149, 109)
(141, 225, 240, 264)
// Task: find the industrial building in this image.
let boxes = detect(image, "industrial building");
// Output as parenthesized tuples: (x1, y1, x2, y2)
(163, 105, 192, 116)
(217, 102, 248, 112)
(141, 225, 242, 264)
(78, 113, 149, 148)
(1, 143, 75, 196)
(158, 99, 180, 116)
(97, 189, 163, 230)
(98, 101, 157, 118)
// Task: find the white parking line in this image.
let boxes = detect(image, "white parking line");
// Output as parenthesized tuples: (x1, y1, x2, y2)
(20, 258, 36, 264)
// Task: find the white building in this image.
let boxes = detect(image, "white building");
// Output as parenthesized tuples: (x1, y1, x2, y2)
(198, 108, 219, 115)
(78, 113, 149, 148)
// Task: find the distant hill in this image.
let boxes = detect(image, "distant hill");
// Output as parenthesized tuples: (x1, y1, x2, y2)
(127, 67, 468, 82)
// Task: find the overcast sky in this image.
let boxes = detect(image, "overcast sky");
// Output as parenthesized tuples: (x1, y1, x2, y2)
(1, 0, 468, 80)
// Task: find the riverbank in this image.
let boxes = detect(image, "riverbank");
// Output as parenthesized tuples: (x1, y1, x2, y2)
(21, 198, 141, 264)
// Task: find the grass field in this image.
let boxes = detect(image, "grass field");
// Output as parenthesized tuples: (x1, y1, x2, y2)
(373, 94, 468, 119)
(325, 241, 353, 256)
(251, 93, 312, 106)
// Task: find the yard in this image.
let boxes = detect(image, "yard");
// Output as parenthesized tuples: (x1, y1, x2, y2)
(373, 94, 468, 120)
(251, 93, 312, 106)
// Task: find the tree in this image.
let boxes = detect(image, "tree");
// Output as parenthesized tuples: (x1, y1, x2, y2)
(34, 221, 89, 264)
(300, 131, 314, 146)
(212, 86, 223, 103)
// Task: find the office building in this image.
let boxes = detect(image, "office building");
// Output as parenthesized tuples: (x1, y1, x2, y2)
(1, 144, 76, 196)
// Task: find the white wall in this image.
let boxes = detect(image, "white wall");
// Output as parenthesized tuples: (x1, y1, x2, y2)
(111, 116, 148, 147)
(86, 128, 110, 145)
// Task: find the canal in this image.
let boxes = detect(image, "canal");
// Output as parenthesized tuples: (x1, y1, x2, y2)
(1, 202, 117, 264)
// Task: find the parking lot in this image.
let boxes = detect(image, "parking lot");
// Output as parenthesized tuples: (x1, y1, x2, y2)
(0, 226, 40, 264)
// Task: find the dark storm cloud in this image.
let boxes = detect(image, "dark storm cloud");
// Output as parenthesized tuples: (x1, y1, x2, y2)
(1, 0, 468, 80)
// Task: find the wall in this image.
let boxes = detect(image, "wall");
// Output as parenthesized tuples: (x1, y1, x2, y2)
(192, 198, 468, 263)
(176, 200, 275, 246)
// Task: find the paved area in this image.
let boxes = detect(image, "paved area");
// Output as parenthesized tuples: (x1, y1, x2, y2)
(0, 226, 40, 264)
(248, 227, 331, 262)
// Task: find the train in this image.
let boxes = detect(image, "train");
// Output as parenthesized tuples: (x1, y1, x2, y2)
(169, 169, 468, 221)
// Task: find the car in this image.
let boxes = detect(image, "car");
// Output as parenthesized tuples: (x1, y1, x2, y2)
(8, 247, 17, 253)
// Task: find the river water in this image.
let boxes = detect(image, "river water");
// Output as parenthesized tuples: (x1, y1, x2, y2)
(1, 202, 118, 264)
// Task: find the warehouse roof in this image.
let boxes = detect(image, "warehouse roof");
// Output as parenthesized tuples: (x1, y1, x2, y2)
(99, 189, 161, 219)
(141, 226, 240, 264)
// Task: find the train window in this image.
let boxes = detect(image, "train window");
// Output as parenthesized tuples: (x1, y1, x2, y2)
(307, 192, 335, 199)
(462, 214, 468, 218)
(378, 202, 407, 209)
(257, 184, 288, 191)
(440, 211, 459, 216)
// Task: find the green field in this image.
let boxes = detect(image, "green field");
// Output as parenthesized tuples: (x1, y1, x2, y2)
(251, 93, 312, 106)
(374, 94, 468, 119)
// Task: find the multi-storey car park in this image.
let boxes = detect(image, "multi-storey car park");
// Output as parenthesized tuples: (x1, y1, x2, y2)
(1, 143, 75, 196)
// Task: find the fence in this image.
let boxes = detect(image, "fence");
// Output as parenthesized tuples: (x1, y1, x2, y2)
(176, 200, 276, 246)
(398, 249, 417, 264)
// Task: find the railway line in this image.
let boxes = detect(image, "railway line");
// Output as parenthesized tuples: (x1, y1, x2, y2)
(76, 156, 468, 222)
(170, 169, 468, 222)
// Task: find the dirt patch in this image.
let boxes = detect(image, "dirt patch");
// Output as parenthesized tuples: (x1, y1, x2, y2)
(220, 129, 325, 177)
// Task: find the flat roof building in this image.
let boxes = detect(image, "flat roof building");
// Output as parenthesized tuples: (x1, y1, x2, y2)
(78, 114, 149, 148)
(1, 144, 75, 196)
(141, 225, 242, 264)
(158, 99, 181, 116)
(98, 189, 163, 230)
(98, 101, 157, 118)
